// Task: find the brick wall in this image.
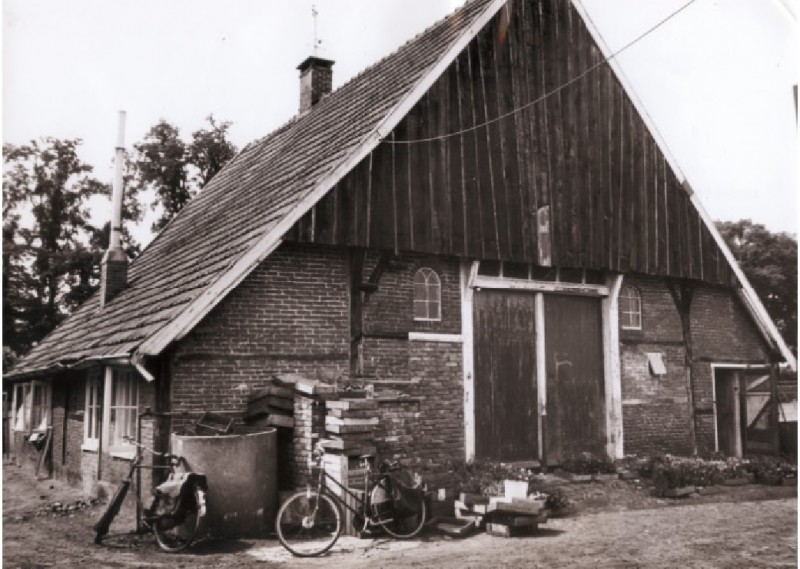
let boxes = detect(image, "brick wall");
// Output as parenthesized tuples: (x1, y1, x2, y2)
(359, 253, 465, 480)
(690, 286, 770, 454)
(168, 243, 350, 487)
(372, 341, 465, 487)
(619, 275, 771, 457)
(361, 253, 461, 337)
(170, 242, 350, 422)
(691, 286, 769, 362)
(620, 276, 691, 455)
(358, 253, 461, 382)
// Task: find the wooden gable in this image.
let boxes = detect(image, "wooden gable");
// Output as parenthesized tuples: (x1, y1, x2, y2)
(287, 0, 734, 286)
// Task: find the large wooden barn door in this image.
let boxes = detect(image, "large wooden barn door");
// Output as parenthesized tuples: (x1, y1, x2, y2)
(544, 295, 605, 464)
(473, 291, 538, 461)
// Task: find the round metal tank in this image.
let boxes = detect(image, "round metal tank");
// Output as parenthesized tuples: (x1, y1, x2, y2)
(171, 429, 277, 538)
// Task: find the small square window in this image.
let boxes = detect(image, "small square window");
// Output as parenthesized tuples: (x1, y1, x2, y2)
(502, 262, 529, 280)
(477, 260, 501, 277)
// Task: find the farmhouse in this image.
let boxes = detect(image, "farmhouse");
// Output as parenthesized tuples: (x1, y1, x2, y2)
(6, 0, 795, 494)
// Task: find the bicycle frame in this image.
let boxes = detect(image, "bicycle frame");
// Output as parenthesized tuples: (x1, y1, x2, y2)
(310, 457, 395, 530)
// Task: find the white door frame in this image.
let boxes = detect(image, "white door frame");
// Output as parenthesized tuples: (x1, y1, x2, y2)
(461, 263, 623, 461)
(710, 363, 770, 456)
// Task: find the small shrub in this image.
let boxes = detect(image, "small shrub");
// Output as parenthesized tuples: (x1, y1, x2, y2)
(649, 455, 735, 493)
(541, 487, 570, 512)
(743, 456, 797, 485)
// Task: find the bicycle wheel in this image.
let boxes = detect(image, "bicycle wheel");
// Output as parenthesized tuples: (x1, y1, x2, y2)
(372, 483, 427, 539)
(152, 486, 205, 553)
(276, 490, 342, 557)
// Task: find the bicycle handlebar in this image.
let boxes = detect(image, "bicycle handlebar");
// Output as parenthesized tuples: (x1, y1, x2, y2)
(122, 436, 181, 463)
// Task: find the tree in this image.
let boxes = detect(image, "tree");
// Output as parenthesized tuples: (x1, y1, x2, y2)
(717, 219, 797, 353)
(132, 120, 189, 232)
(133, 115, 237, 232)
(2, 138, 106, 364)
(188, 115, 238, 188)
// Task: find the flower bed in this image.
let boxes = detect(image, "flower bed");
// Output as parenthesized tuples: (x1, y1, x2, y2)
(636, 454, 797, 497)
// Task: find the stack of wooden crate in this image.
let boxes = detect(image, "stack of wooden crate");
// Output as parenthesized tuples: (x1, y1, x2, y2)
(244, 380, 296, 429)
(453, 481, 548, 537)
(322, 398, 379, 460)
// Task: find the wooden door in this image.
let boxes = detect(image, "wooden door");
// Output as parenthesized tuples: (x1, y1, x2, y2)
(544, 295, 605, 464)
(473, 291, 538, 461)
(715, 371, 740, 456)
(742, 370, 776, 455)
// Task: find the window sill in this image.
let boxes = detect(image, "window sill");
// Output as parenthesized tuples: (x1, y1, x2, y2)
(81, 441, 99, 453)
(408, 332, 463, 343)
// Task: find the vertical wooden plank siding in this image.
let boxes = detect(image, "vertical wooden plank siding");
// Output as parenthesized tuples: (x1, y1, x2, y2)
(286, 0, 735, 287)
(447, 62, 467, 256)
(465, 43, 487, 259)
(507, 5, 532, 260)
(476, 34, 503, 259)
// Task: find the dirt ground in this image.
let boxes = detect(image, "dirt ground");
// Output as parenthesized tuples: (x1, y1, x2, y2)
(3, 461, 797, 569)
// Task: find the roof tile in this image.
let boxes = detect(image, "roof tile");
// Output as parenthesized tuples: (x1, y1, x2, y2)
(8, 0, 496, 378)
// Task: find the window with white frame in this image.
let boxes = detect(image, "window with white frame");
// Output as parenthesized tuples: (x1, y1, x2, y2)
(30, 382, 50, 431)
(620, 285, 642, 330)
(413, 267, 442, 322)
(83, 369, 103, 451)
(12, 383, 30, 432)
(106, 368, 139, 455)
(12, 381, 51, 432)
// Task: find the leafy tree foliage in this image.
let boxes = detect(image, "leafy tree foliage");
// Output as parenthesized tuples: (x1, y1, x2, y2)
(2, 138, 108, 367)
(133, 115, 237, 232)
(717, 219, 797, 353)
(3, 115, 234, 369)
(188, 115, 239, 188)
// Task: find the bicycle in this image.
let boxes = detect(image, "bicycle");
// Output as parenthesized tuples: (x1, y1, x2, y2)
(93, 436, 207, 553)
(275, 441, 427, 557)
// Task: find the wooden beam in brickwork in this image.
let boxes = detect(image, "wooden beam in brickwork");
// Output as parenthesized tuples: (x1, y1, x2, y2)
(666, 278, 698, 456)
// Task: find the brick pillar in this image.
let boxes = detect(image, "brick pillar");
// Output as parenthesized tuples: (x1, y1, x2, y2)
(292, 396, 325, 486)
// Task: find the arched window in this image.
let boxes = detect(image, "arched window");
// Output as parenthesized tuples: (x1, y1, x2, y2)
(619, 285, 642, 330)
(413, 268, 441, 321)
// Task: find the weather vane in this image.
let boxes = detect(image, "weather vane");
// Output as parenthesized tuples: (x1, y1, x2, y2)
(312, 4, 322, 55)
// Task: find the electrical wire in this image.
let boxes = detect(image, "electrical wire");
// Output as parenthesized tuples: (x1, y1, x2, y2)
(384, 0, 698, 144)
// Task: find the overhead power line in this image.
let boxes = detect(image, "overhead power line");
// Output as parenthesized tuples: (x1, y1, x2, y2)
(384, 0, 698, 145)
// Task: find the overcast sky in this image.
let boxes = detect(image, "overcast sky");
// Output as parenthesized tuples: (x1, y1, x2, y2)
(3, 0, 798, 246)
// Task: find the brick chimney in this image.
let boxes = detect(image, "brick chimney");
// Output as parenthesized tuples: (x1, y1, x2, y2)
(100, 111, 128, 308)
(297, 56, 334, 113)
